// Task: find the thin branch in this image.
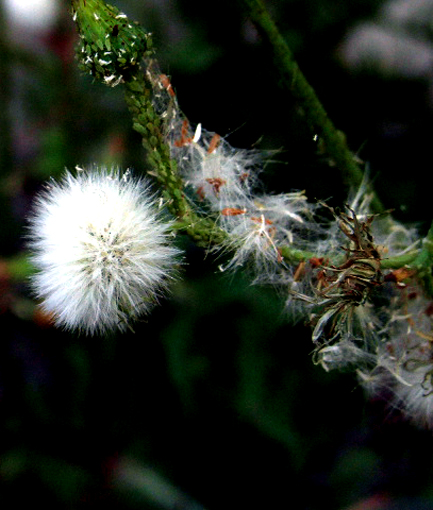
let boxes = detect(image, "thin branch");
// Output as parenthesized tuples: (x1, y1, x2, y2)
(239, 0, 384, 212)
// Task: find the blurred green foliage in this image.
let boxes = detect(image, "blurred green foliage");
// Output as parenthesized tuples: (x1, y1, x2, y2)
(3, 0, 433, 508)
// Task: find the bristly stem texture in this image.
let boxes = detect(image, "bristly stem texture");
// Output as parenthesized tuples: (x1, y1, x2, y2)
(239, 0, 383, 213)
(123, 73, 228, 247)
(71, 0, 227, 247)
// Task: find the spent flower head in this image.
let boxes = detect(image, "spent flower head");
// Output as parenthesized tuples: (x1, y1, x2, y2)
(28, 167, 179, 335)
(358, 281, 433, 428)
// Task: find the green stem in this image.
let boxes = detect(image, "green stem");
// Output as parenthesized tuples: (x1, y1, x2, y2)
(381, 250, 419, 270)
(13, 243, 422, 282)
(70, 0, 421, 274)
(123, 72, 188, 217)
(71, 0, 227, 247)
(410, 220, 433, 295)
(240, 0, 383, 212)
(123, 71, 229, 247)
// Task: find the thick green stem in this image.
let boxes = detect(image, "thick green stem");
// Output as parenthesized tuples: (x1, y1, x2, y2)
(123, 72, 228, 246)
(71, 0, 227, 247)
(240, 0, 383, 213)
(123, 73, 187, 217)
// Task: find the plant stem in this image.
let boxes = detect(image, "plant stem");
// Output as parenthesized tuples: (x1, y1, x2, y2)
(71, 0, 227, 247)
(411, 220, 433, 294)
(123, 71, 229, 247)
(70, 0, 420, 273)
(239, 0, 383, 213)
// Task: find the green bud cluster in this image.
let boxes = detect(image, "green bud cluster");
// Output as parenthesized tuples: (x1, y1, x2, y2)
(70, 0, 228, 247)
(71, 0, 153, 85)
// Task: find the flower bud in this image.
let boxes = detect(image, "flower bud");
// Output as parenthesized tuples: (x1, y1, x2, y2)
(72, 0, 153, 85)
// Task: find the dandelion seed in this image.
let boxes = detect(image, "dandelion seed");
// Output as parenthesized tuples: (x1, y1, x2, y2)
(28, 167, 180, 335)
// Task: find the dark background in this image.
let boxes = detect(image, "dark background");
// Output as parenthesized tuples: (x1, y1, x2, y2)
(1, 0, 433, 508)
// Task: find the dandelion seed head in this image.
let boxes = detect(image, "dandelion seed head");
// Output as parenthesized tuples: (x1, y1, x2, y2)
(28, 167, 179, 335)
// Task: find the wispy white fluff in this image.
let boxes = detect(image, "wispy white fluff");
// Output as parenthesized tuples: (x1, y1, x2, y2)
(146, 64, 433, 429)
(358, 284, 433, 428)
(218, 192, 319, 274)
(167, 119, 322, 275)
(28, 167, 179, 335)
(172, 124, 261, 209)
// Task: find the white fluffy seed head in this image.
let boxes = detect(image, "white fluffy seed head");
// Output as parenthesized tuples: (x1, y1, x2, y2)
(28, 167, 180, 335)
